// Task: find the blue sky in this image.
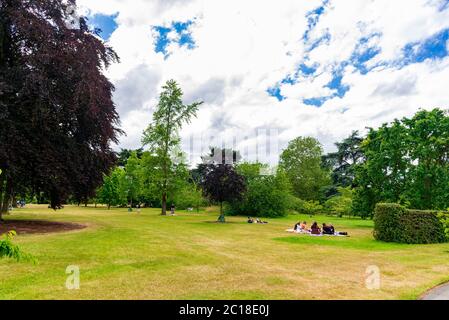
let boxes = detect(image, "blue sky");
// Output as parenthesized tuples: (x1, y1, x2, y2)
(89, 13, 119, 40)
(266, 1, 449, 107)
(79, 0, 449, 159)
(152, 20, 196, 58)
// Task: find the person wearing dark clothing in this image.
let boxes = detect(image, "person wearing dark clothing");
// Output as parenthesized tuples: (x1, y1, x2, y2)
(322, 223, 335, 235)
(310, 222, 321, 235)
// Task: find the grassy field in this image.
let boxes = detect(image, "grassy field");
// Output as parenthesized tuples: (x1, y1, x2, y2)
(1, 205, 449, 300)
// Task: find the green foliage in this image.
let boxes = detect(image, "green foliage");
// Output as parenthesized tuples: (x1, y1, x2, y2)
(322, 131, 364, 188)
(437, 210, 449, 240)
(373, 203, 407, 243)
(170, 182, 207, 210)
(97, 167, 127, 208)
(355, 109, 449, 217)
(373, 203, 446, 244)
(293, 199, 324, 216)
(236, 162, 268, 181)
(142, 80, 203, 214)
(324, 187, 354, 217)
(227, 165, 291, 218)
(0, 231, 36, 263)
(201, 164, 247, 222)
(123, 152, 142, 207)
(280, 136, 330, 201)
(117, 148, 143, 167)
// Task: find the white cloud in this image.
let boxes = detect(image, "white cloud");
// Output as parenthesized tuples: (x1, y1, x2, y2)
(77, 0, 449, 165)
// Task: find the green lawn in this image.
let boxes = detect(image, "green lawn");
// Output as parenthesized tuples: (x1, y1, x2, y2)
(1, 205, 449, 300)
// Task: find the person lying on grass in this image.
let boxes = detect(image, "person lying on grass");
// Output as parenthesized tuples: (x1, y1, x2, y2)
(248, 217, 268, 224)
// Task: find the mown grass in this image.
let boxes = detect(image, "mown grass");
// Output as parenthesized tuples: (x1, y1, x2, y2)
(1, 205, 449, 300)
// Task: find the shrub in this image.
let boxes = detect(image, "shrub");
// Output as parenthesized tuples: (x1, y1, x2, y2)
(289, 197, 324, 216)
(374, 203, 446, 244)
(0, 231, 37, 263)
(437, 210, 449, 240)
(324, 187, 354, 217)
(226, 175, 289, 218)
(171, 184, 207, 210)
(400, 209, 446, 244)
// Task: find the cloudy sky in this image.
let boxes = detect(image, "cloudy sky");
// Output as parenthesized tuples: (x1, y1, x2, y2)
(78, 0, 449, 165)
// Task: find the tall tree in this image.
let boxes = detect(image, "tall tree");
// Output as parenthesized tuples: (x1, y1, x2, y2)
(279, 137, 330, 201)
(97, 167, 124, 209)
(322, 131, 364, 188)
(142, 80, 202, 215)
(117, 148, 143, 167)
(201, 164, 246, 223)
(123, 152, 142, 209)
(353, 108, 449, 217)
(0, 0, 121, 220)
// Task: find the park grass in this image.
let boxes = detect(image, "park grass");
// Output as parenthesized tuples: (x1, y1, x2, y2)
(1, 205, 449, 300)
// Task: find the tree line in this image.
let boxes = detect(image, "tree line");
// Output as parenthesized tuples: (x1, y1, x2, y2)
(1, 1, 447, 222)
(96, 81, 449, 220)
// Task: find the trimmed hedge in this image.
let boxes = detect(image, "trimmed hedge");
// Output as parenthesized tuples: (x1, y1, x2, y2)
(374, 203, 446, 244)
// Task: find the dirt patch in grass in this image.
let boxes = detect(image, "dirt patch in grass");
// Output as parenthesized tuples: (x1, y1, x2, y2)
(0, 220, 86, 235)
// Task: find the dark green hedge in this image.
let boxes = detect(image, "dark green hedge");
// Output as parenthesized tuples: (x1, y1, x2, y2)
(374, 203, 446, 244)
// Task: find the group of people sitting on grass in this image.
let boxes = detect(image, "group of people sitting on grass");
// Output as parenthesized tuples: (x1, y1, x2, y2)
(292, 221, 348, 236)
(248, 217, 269, 224)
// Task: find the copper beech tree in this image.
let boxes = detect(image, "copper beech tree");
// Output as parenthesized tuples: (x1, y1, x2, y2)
(0, 0, 121, 220)
(201, 164, 246, 223)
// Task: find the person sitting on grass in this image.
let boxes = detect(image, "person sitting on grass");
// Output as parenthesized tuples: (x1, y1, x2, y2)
(294, 221, 308, 233)
(322, 223, 335, 235)
(248, 217, 255, 224)
(310, 222, 321, 235)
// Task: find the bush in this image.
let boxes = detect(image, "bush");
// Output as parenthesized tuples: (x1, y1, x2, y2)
(0, 231, 37, 263)
(437, 210, 449, 241)
(226, 175, 289, 218)
(292, 199, 324, 216)
(374, 203, 446, 244)
(324, 187, 353, 217)
(171, 184, 207, 210)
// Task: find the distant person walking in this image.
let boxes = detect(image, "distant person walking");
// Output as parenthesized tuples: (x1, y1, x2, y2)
(170, 204, 175, 216)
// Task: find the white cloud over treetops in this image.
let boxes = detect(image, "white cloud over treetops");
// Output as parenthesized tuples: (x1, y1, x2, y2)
(78, 0, 449, 165)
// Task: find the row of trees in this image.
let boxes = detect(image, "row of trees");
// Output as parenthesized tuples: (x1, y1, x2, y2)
(96, 151, 205, 211)
(283, 108, 449, 218)
(96, 103, 448, 221)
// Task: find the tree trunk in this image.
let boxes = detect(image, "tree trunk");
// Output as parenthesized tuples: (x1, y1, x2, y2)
(0, 176, 12, 220)
(0, 169, 5, 222)
(11, 192, 17, 208)
(161, 192, 167, 215)
(218, 202, 225, 223)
